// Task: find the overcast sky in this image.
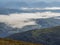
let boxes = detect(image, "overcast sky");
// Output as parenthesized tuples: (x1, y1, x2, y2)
(0, 0, 60, 2)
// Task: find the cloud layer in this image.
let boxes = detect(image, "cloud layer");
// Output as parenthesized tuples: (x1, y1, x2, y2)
(0, 12, 60, 28)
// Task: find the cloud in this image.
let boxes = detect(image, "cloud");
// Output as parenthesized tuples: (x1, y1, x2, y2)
(0, 12, 60, 28)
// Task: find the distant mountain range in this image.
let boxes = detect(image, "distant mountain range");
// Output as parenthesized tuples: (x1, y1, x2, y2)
(0, 8, 60, 15)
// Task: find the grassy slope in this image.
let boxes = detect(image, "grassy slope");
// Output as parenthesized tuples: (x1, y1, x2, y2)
(0, 38, 43, 45)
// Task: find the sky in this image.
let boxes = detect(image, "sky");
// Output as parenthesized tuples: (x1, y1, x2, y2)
(0, 0, 60, 2)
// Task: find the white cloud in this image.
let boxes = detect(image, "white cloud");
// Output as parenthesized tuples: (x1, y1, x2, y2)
(0, 12, 60, 28)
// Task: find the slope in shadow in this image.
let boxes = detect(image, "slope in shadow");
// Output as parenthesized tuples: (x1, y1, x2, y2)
(6, 26, 60, 45)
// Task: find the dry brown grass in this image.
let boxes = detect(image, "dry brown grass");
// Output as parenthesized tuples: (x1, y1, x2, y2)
(0, 38, 43, 45)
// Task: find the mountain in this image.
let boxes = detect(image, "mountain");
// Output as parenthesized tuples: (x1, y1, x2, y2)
(0, 8, 60, 15)
(6, 26, 60, 45)
(0, 23, 13, 37)
(0, 38, 42, 45)
(0, 8, 34, 15)
(0, 8, 24, 15)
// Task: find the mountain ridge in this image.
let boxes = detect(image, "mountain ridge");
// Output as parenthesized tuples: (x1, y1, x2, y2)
(6, 26, 60, 45)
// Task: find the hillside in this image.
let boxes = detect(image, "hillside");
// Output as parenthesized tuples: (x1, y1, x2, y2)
(0, 38, 43, 45)
(6, 26, 60, 45)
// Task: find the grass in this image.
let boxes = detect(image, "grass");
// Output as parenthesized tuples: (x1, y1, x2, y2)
(0, 38, 43, 45)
